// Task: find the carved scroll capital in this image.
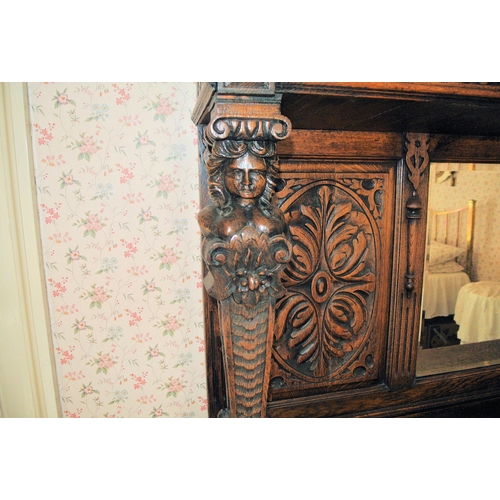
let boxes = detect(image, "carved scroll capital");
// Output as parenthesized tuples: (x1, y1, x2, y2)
(206, 117, 291, 143)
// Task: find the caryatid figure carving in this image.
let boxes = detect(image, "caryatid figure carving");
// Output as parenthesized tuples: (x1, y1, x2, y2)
(198, 117, 292, 417)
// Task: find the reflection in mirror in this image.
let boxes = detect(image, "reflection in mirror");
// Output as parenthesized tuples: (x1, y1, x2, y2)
(419, 163, 500, 356)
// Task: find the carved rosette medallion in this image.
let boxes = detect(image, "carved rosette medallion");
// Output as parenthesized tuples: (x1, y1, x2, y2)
(272, 180, 380, 386)
(198, 114, 292, 417)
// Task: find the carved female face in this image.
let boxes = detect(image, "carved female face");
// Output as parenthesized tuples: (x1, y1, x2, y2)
(225, 153, 267, 202)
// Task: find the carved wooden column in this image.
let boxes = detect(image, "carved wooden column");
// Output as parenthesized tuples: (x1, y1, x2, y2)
(387, 133, 430, 390)
(196, 84, 292, 417)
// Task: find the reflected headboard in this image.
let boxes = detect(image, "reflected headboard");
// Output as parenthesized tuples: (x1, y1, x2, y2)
(430, 199, 476, 277)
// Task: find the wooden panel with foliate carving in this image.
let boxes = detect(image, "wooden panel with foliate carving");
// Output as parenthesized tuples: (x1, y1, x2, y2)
(269, 163, 395, 399)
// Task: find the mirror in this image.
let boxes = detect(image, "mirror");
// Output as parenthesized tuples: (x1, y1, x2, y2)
(417, 162, 500, 375)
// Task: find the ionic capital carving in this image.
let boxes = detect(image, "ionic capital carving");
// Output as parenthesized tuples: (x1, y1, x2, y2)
(206, 117, 291, 143)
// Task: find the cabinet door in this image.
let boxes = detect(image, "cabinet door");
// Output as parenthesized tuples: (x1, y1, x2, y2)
(270, 162, 395, 399)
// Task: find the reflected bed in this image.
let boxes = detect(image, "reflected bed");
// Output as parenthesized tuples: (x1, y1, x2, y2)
(422, 200, 476, 320)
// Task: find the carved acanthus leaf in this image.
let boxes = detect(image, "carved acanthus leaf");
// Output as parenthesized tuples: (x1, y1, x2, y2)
(203, 227, 291, 307)
(274, 184, 376, 379)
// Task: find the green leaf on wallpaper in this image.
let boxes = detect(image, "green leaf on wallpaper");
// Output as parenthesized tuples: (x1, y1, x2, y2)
(30, 104, 45, 115)
(114, 146, 126, 155)
(78, 152, 91, 162)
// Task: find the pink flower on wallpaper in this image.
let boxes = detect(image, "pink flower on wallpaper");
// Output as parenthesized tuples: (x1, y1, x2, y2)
(127, 308, 143, 326)
(56, 346, 75, 365)
(130, 372, 148, 390)
(40, 203, 61, 224)
(156, 98, 174, 114)
(151, 406, 167, 417)
(91, 286, 109, 303)
(57, 304, 78, 315)
(135, 131, 155, 149)
(132, 332, 153, 344)
(85, 215, 103, 230)
(64, 409, 83, 418)
(155, 173, 177, 197)
(75, 135, 100, 161)
(137, 394, 156, 405)
(80, 136, 99, 154)
(119, 115, 141, 127)
(34, 123, 56, 146)
(127, 265, 148, 276)
(195, 335, 205, 353)
(57, 94, 69, 105)
(113, 85, 132, 105)
(198, 396, 208, 411)
(119, 168, 134, 184)
(142, 279, 161, 295)
(80, 383, 99, 397)
(48, 278, 68, 297)
(165, 377, 185, 397)
(122, 238, 139, 258)
(64, 371, 85, 381)
(84, 285, 111, 309)
(79, 212, 106, 238)
(157, 247, 180, 270)
(138, 207, 158, 224)
(152, 97, 175, 122)
(98, 354, 114, 369)
(58, 170, 81, 189)
(90, 352, 117, 374)
(41, 154, 65, 167)
(146, 345, 165, 360)
(53, 88, 75, 108)
(123, 192, 144, 204)
(48, 232, 71, 244)
(161, 314, 182, 337)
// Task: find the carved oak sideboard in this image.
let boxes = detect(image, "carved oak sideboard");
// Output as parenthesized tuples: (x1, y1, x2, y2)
(192, 82, 500, 418)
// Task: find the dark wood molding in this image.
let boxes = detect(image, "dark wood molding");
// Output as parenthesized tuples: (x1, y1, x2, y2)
(276, 82, 500, 101)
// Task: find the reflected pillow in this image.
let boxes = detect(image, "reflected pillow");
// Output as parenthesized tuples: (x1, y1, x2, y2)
(428, 241, 466, 266)
(428, 260, 465, 273)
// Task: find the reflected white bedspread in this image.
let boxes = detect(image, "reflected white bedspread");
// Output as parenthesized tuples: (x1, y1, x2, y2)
(455, 281, 500, 344)
(422, 270, 470, 319)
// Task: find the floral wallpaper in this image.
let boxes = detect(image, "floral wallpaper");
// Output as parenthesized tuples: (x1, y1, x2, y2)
(428, 163, 500, 282)
(28, 83, 208, 417)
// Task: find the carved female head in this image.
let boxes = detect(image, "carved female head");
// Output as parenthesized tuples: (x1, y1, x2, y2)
(204, 139, 279, 215)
